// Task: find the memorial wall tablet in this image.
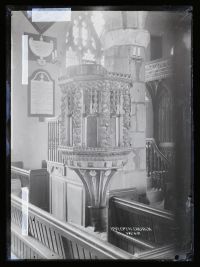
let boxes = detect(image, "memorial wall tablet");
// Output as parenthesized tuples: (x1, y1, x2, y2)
(28, 70, 55, 117)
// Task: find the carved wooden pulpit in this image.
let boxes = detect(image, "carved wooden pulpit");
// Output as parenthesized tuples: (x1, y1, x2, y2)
(58, 64, 133, 231)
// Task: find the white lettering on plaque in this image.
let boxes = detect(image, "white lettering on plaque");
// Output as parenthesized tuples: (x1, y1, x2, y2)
(30, 71, 54, 115)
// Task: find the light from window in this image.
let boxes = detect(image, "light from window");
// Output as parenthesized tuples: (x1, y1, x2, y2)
(170, 47, 174, 56)
(91, 11, 105, 37)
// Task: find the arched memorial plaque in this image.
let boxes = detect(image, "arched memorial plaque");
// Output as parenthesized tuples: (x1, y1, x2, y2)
(28, 70, 55, 118)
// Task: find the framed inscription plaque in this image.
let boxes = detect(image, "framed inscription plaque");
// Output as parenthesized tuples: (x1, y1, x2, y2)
(28, 70, 55, 117)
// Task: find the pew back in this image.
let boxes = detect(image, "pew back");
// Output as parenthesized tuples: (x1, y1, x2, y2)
(11, 194, 136, 259)
(11, 166, 49, 212)
(108, 196, 176, 257)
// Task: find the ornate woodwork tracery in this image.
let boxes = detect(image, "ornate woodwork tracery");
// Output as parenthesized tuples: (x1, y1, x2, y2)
(59, 67, 132, 150)
(146, 78, 174, 162)
(157, 87, 173, 144)
(56, 64, 133, 232)
(74, 168, 116, 207)
(145, 58, 174, 156)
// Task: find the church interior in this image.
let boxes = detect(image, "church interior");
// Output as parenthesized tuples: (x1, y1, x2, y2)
(10, 8, 193, 260)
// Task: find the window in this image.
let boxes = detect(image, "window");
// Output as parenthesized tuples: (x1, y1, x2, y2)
(65, 11, 102, 67)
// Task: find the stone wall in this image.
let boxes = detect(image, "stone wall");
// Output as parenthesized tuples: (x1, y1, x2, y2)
(109, 80, 147, 193)
(103, 11, 149, 194)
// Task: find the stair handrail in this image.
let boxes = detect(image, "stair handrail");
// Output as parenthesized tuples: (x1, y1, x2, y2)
(146, 138, 170, 165)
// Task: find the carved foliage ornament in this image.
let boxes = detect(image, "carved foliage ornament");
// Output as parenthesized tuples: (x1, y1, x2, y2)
(99, 81, 111, 147)
(123, 84, 131, 146)
(77, 168, 116, 207)
(73, 88, 83, 146)
(60, 79, 132, 148)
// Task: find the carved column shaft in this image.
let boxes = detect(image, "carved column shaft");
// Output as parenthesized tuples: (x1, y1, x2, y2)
(75, 168, 116, 231)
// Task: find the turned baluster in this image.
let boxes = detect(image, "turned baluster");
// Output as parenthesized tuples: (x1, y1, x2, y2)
(161, 161, 165, 184)
(52, 122, 55, 161)
(55, 121, 58, 162)
(150, 142, 154, 176)
(54, 121, 56, 162)
(146, 141, 151, 178)
(158, 156, 161, 173)
(52, 122, 54, 161)
(154, 151, 157, 173)
(58, 121, 61, 162)
(52, 121, 55, 161)
(48, 122, 50, 161)
(54, 121, 57, 161)
(50, 122, 52, 161)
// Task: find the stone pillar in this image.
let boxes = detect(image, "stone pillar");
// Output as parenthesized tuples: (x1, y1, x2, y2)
(102, 11, 150, 193)
(173, 15, 192, 253)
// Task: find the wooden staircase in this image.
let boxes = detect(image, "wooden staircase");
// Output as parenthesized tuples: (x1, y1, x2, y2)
(146, 138, 173, 208)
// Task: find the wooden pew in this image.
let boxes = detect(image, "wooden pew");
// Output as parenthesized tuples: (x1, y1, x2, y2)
(108, 196, 176, 258)
(11, 166, 49, 212)
(11, 223, 62, 259)
(11, 161, 24, 169)
(11, 194, 176, 260)
(11, 194, 137, 260)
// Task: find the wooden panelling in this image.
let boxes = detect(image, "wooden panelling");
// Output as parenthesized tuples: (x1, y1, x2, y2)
(108, 196, 175, 257)
(11, 223, 62, 259)
(51, 177, 66, 221)
(11, 194, 175, 260)
(11, 166, 50, 212)
(49, 171, 86, 226)
(66, 183, 85, 225)
(11, 194, 137, 259)
(29, 169, 49, 212)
